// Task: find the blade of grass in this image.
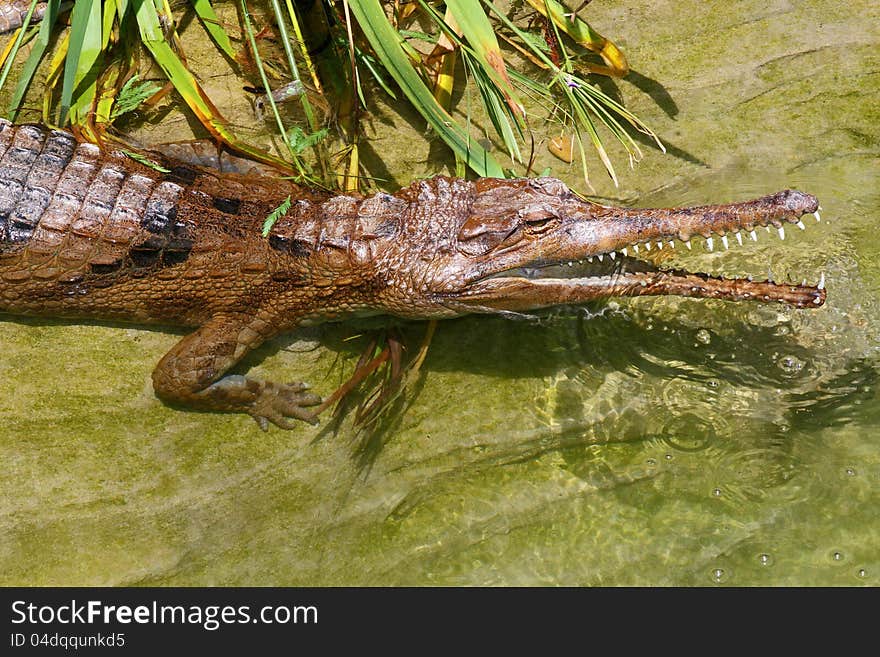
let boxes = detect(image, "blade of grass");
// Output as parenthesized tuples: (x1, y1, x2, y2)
(191, 0, 236, 59)
(283, 0, 324, 95)
(346, 0, 504, 178)
(444, 0, 523, 119)
(460, 48, 522, 163)
(41, 30, 68, 122)
(524, 0, 628, 77)
(0, 0, 41, 102)
(420, 1, 523, 163)
(484, 1, 663, 184)
(268, 0, 317, 133)
(129, 0, 296, 172)
(238, 0, 301, 169)
(60, 0, 101, 125)
(5, 0, 60, 120)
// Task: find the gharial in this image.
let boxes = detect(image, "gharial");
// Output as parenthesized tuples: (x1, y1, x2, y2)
(0, 120, 826, 428)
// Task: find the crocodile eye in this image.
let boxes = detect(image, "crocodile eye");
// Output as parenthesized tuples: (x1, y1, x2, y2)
(524, 216, 555, 232)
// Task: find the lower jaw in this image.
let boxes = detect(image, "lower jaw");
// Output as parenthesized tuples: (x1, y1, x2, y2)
(463, 269, 826, 312)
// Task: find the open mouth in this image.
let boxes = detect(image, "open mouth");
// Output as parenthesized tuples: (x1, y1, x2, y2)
(502, 250, 826, 308)
(465, 195, 826, 311)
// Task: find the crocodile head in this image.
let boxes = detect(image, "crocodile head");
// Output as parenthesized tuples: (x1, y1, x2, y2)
(392, 177, 825, 317)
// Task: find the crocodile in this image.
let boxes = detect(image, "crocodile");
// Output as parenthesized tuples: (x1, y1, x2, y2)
(0, 0, 46, 33)
(0, 120, 825, 428)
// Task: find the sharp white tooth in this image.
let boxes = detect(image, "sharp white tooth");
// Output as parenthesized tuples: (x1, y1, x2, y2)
(735, 231, 743, 246)
(685, 240, 692, 250)
(633, 244, 639, 253)
(587, 257, 593, 263)
(657, 241, 663, 250)
(609, 251, 616, 260)
(778, 226, 785, 240)
(669, 240, 675, 249)
(721, 235, 729, 249)
(621, 248, 628, 257)
(645, 242, 651, 251)
(749, 230, 758, 241)
(568, 261, 574, 266)
(706, 237, 714, 251)
(814, 210, 821, 222)
(796, 220, 806, 230)
(764, 226, 771, 233)
(801, 279, 807, 286)
(818, 272, 825, 290)
(598, 254, 604, 262)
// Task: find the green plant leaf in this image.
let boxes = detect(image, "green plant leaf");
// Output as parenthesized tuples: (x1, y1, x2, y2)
(61, 0, 102, 125)
(262, 195, 291, 236)
(191, 0, 236, 59)
(110, 74, 162, 119)
(120, 149, 171, 172)
(347, 0, 504, 178)
(445, 0, 523, 116)
(4, 0, 61, 121)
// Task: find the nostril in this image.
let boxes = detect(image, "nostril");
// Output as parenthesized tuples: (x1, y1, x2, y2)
(779, 189, 819, 214)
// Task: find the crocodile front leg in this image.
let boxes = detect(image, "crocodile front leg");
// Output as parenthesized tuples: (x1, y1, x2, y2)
(151, 314, 322, 430)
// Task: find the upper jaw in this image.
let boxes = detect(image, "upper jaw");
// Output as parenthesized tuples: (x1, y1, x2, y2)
(561, 189, 821, 261)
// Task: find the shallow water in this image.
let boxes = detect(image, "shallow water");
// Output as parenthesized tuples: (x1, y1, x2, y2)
(0, 0, 878, 585)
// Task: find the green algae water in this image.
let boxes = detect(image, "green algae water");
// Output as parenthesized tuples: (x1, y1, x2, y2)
(1, 0, 878, 585)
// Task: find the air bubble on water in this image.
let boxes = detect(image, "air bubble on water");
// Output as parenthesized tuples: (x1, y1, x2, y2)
(832, 551, 844, 562)
(706, 379, 720, 389)
(646, 458, 657, 466)
(695, 329, 712, 345)
(665, 453, 673, 461)
(858, 569, 867, 578)
(710, 568, 729, 584)
(712, 488, 722, 497)
(845, 467, 856, 476)
(758, 553, 773, 567)
(777, 354, 806, 375)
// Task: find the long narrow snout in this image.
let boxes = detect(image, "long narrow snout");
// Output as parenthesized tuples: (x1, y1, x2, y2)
(564, 190, 821, 259)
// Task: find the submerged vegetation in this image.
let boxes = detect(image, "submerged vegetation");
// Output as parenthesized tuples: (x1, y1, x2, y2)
(0, 0, 663, 191)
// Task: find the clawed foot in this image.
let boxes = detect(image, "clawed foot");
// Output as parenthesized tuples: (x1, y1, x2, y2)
(248, 381, 323, 431)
